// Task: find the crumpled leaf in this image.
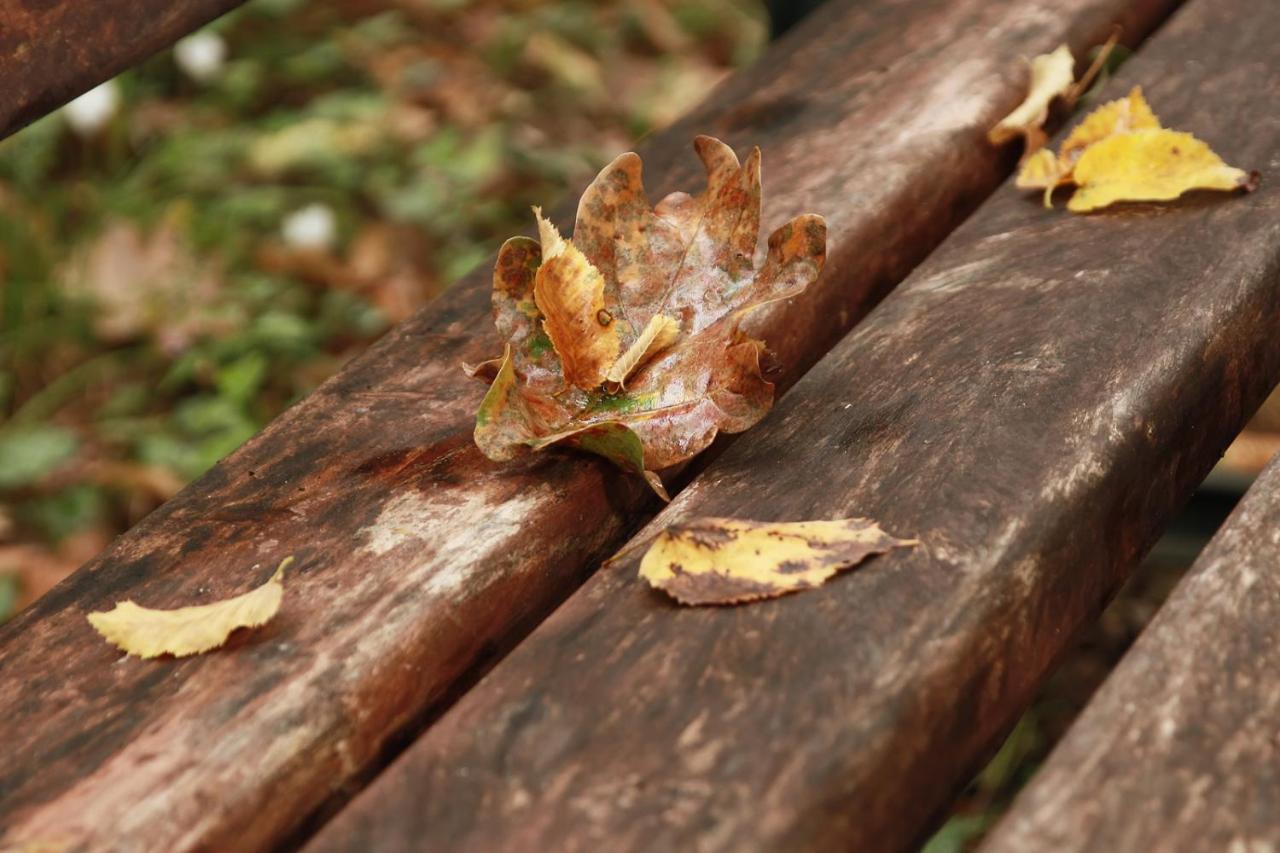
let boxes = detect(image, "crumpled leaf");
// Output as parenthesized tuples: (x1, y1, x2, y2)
(639, 517, 915, 605)
(1067, 128, 1258, 213)
(988, 44, 1075, 153)
(1016, 86, 1160, 201)
(606, 313, 680, 391)
(87, 557, 290, 658)
(532, 207, 620, 389)
(1016, 148, 1065, 197)
(1057, 86, 1159, 172)
(472, 136, 827, 496)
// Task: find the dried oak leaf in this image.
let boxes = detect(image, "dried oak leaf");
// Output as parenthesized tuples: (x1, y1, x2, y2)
(1067, 128, 1258, 213)
(1016, 86, 1161, 203)
(87, 558, 290, 658)
(472, 136, 827, 498)
(988, 44, 1076, 154)
(639, 517, 915, 605)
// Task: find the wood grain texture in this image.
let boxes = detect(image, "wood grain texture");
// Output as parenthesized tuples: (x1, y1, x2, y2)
(305, 1, 1280, 850)
(0, 0, 247, 140)
(0, 0, 1179, 849)
(982, 457, 1280, 852)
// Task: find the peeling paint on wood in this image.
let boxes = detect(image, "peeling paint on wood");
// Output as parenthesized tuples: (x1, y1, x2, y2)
(303, 1, 1280, 850)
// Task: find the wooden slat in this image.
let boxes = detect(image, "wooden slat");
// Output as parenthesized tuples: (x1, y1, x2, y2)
(0, 0, 1180, 849)
(982, 452, 1280, 852)
(303, 1, 1280, 850)
(0, 0, 248, 140)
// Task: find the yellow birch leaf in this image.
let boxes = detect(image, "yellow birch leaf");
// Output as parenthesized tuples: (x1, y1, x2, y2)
(1058, 86, 1160, 170)
(1017, 86, 1161, 198)
(605, 313, 680, 391)
(531, 207, 620, 390)
(639, 518, 915, 605)
(988, 45, 1075, 150)
(1015, 148, 1064, 194)
(87, 557, 290, 658)
(1067, 128, 1257, 213)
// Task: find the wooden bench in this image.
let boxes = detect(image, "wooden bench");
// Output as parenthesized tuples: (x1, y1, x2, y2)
(1, 0, 1276, 849)
(981, 456, 1280, 851)
(0, 0, 248, 139)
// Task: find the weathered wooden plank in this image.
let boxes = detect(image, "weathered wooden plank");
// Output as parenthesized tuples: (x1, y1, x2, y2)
(304, 1, 1280, 850)
(0, 0, 1179, 849)
(981, 452, 1280, 852)
(0, 0, 248, 140)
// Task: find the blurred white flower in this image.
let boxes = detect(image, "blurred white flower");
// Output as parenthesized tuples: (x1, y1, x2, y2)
(63, 80, 121, 137)
(282, 204, 338, 251)
(174, 31, 228, 83)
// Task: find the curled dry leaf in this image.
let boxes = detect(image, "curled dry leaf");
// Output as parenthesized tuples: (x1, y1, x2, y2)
(1016, 86, 1160, 203)
(988, 44, 1075, 154)
(531, 208, 620, 389)
(472, 136, 827, 498)
(1067, 128, 1258, 213)
(87, 557, 290, 658)
(606, 313, 680, 391)
(639, 517, 915, 605)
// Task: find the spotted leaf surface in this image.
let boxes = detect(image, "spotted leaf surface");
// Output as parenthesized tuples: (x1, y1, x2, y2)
(472, 136, 827, 496)
(639, 518, 914, 605)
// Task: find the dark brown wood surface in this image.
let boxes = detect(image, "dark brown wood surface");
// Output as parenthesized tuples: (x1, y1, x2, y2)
(304, 1, 1280, 850)
(0, 1, 1178, 849)
(982, 454, 1280, 852)
(0, 0, 248, 140)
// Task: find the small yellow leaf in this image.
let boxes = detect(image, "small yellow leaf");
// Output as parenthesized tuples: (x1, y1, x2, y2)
(88, 557, 290, 658)
(989, 44, 1075, 150)
(1017, 86, 1161, 200)
(1015, 148, 1064, 200)
(531, 207, 620, 390)
(605, 313, 680, 390)
(1058, 86, 1160, 170)
(639, 518, 914, 605)
(1067, 128, 1257, 213)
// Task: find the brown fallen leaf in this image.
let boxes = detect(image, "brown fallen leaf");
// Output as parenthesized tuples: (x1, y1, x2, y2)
(531, 208, 620, 390)
(62, 219, 225, 349)
(1016, 86, 1161, 203)
(87, 557, 291, 658)
(472, 136, 826, 497)
(988, 44, 1076, 154)
(639, 518, 915, 605)
(1067, 128, 1258, 213)
(605, 313, 680, 391)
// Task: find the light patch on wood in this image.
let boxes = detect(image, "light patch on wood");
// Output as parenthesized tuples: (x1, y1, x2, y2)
(360, 491, 445, 557)
(8, 486, 549, 851)
(359, 488, 541, 599)
(902, 58, 1000, 144)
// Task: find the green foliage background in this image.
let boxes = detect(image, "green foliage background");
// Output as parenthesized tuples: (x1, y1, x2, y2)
(0, 0, 767, 618)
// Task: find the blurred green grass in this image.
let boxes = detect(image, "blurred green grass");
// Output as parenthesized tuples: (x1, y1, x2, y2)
(0, 0, 768, 619)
